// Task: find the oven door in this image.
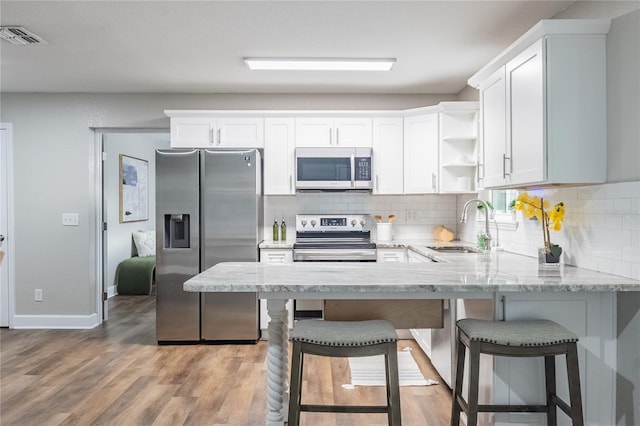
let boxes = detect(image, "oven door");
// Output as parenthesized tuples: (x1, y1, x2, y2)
(292, 247, 376, 318)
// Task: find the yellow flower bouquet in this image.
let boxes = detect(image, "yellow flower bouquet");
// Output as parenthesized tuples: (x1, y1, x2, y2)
(514, 192, 565, 262)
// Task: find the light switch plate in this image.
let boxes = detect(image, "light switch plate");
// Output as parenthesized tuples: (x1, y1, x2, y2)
(62, 213, 79, 226)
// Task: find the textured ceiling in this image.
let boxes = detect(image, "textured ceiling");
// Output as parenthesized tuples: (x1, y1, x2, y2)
(0, 0, 576, 94)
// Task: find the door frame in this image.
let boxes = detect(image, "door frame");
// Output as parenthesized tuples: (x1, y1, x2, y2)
(92, 127, 169, 323)
(1, 123, 15, 328)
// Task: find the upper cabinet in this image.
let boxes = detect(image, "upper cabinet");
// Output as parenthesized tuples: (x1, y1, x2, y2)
(295, 117, 372, 147)
(264, 118, 296, 195)
(437, 102, 479, 193)
(167, 113, 264, 148)
(372, 117, 404, 194)
(404, 112, 439, 194)
(469, 19, 610, 189)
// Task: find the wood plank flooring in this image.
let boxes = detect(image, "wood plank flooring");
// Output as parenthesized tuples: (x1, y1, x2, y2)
(1, 295, 453, 425)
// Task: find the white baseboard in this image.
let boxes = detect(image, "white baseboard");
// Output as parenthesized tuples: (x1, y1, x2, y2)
(13, 313, 100, 329)
(107, 285, 117, 299)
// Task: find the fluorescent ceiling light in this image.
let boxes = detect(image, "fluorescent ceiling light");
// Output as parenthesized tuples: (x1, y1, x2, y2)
(244, 58, 396, 71)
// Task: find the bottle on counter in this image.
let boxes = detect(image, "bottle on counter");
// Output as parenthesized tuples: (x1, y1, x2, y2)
(280, 218, 287, 241)
(272, 219, 279, 241)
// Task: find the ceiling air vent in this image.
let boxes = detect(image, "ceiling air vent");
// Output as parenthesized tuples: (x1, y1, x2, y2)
(0, 26, 47, 45)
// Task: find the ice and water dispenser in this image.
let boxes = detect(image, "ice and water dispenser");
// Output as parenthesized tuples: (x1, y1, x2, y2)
(164, 214, 190, 248)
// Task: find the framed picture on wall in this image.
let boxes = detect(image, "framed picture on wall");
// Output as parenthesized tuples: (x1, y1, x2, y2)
(119, 154, 149, 223)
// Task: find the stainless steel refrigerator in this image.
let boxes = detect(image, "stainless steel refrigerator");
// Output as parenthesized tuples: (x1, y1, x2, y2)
(155, 149, 263, 343)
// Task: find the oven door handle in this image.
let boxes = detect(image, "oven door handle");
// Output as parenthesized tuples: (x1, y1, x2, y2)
(294, 249, 377, 262)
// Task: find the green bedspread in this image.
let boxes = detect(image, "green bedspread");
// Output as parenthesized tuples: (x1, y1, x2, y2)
(116, 256, 156, 295)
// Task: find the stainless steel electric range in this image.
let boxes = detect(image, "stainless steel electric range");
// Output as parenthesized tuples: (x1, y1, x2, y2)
(292, 214, 376, 318)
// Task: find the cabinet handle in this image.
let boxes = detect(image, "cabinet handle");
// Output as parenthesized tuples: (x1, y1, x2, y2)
(476, 161, 484, 184)
(501, 295, 506, 321)
(376, 174, 379, 192)
(336, 128, 339, 145)
(502, 154, 511, 178)
(289, 175, 293, 191)
(432, 173, 437, 191)
(217, 128, 221, 145)
(329, 128, 332, 145)
(209, 128, 214, 145)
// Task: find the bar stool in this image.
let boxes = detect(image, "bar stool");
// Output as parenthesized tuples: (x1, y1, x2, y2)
(287, 319, 402, 426)
(451, 319, 583, 426)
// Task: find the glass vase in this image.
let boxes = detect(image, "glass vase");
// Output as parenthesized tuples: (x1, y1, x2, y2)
(538, 247, 560, 266)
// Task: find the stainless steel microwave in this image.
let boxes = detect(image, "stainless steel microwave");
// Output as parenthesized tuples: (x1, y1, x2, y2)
(295, 147, 373, 191)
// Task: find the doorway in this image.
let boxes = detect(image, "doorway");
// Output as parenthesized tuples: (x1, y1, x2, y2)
(97, 131, 169, 322)
(0, 123, 14, 327)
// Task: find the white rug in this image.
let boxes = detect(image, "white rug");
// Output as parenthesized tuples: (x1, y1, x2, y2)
(347, 349, 439, 387)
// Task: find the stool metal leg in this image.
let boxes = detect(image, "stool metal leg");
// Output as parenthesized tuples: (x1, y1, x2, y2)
(566, 343, 584, 426)
(287, 342, 304, 426)
(466, 342, 481, 426)
(384, 344, 402, 426)
(451, 336, 466, 426)
(544, 355, 558, 426)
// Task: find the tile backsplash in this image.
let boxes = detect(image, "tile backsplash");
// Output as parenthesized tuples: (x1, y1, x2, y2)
(461, 181, 640, 280)
(264, 193, 458, 241)
(265, 181, 640, 280)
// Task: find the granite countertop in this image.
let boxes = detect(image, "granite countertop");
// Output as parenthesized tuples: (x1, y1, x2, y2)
(259, 240, 295, 249)
(185, 249, 640, 295)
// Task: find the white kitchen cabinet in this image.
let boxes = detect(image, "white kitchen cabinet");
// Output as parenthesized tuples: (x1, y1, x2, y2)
(372, 118, 404, 194)
(403, 113, 439, 194)
(264, 118, 295, 195)
(259, 248, 294, 335)
(376, 247, 407, 263)
(478, 67, 507, 189)
(470, 20, 609, 189)
(438, 102, 479, 193)
(170, 116, 264, 148)
(295, 117, 372, 147)
(491, 292, 616, 426)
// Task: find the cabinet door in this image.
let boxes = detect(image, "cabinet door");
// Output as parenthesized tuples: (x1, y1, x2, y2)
(479, 67, 507, 188)
(334, 117, 372, 147)
(295, 117, 333, 147)
(264, 118, 295, 195)
(218, 117, 264, 148)
(404, 114, 439, 194)
(170, 117, 215, 148)
(376, 248, 407, 263)
(506, 39, 545, 186)
(260, 249, 293, 263)
(372, 118, 404, 194)
(497, 292, 615, 426)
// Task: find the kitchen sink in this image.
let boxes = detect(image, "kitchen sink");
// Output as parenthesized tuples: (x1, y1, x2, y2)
(426, 246, 478, 254)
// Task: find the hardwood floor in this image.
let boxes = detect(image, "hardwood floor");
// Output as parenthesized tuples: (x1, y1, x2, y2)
(1, 295, 453, 425)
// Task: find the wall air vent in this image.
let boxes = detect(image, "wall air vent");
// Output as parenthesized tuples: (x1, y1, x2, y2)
(0, 26, 47, 45)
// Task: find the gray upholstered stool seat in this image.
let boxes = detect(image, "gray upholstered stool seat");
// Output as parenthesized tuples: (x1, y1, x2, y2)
(288, 319, 402, 426)
(451, 319, 583, 426)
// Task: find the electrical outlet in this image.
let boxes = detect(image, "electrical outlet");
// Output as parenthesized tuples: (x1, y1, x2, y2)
(34, 289, 43, 302)
(62, 213, 79, 226)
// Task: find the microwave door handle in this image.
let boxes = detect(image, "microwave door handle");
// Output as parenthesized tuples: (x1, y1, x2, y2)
(350, 153, 355, 187)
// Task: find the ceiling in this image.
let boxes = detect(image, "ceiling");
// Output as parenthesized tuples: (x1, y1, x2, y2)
(0, 0, 579, 94)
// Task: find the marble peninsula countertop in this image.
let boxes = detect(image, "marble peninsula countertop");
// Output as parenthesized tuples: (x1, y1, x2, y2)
(185, 248, 640, 295)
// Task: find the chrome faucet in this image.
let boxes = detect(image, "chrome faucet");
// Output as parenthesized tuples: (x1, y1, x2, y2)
(460, 199, 492, 249)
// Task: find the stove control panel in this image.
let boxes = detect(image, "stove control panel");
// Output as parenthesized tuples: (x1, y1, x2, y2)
(296, 214, 371, 232)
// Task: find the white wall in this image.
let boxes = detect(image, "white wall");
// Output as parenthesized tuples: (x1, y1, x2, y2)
(103, 133, 169, 297)
(264, 193, 458, 242)
(0, 93, 451, 321)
